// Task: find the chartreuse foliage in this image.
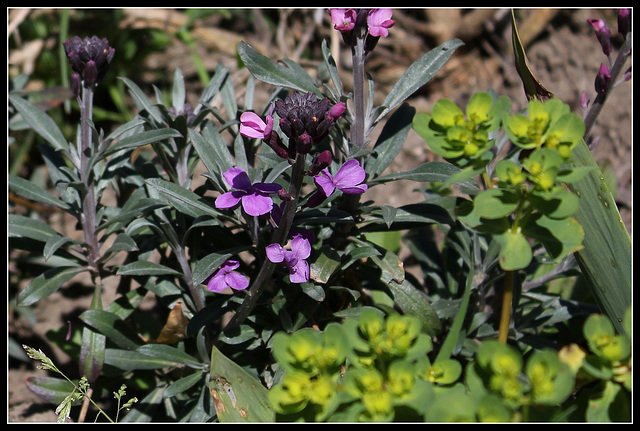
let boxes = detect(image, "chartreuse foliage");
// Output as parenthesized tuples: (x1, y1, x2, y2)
(414, 94, 590, 271)
(267, 308, 631, 422)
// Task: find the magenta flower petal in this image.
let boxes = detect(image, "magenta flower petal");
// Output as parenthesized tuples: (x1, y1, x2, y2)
(266, 243, 286, 263)
(291, 235, 311, 259)
(333, 159, 366, 189)
(223, 167, 252, 190)
(215, 191, 242, 209)
(314, 171, 337, 197)
(367, 9, 395, 37)
(225, 271, 249, 290)
(205, 260, 248, 292)
(242, 192, 275, 217)
(206, 275, 228, 292)
(289, 260, 309, 284)
(330, 8, 357, 32)
(313, 159, 367, 198)
(216, 167, 283, 216)
(239, 111, 268, 139)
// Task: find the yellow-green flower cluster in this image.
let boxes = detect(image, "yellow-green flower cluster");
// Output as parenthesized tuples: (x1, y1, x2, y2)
(468, 339, 575, 411)
(505, 98, 585, 159)
(413, 92, 509, 167)
(268, 324, 347, 419)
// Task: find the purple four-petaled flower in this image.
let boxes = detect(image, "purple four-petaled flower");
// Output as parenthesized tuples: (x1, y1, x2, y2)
(204, 260, 249, 293)
(266, 235, 311, 284)
(215, 167, 283, 217)
(315, 159, 368, 198)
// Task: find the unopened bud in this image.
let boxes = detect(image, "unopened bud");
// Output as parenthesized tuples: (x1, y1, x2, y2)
(71, 73, 81, 97)
(327, 102, 346, 121)
(595, 63, 612, 94)
(617, 8, 630, 36)
(83, 60, 98, 86)
(307, 150, 332, 176)
(296, 132, 313, 154)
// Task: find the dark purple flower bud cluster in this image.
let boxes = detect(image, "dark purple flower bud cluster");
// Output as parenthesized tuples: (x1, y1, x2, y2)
(239, 93, 345, 161)
(63, 36, 115, 89)
(274, 92, 345, 157)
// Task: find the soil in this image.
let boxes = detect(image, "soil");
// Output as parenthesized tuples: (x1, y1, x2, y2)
(8, 9, 631, 422)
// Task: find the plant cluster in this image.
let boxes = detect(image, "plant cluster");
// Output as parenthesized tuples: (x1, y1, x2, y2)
(9, 9, 630, 423)
(267, 307, 630, 422)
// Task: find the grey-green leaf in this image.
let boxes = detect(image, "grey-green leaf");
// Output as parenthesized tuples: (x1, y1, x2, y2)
(375, 38, 464, 124)
(9, 94, 69, 152)
(238, 41, 322, 97)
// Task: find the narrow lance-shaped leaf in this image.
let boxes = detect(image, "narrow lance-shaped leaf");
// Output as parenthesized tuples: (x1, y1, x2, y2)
(511, 9, 553, 101)
(372, 38, 465, 126)
(568, 139, 631, 335)
(237, 41, 322, 97)
(9, 94, 70, 153)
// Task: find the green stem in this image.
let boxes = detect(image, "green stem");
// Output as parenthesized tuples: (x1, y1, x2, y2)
(498, 270, 514, 343)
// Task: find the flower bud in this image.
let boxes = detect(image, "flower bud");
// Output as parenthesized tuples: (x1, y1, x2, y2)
(617, 8, 630, 36)
(70, 73, 81, 97)
(307, 150, 332, 176)
(595, 63, 612, 94)
(296, 132, 313, 154)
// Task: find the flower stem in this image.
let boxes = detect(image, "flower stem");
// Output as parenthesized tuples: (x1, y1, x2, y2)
(224, 153, 307, 330)
(583, 34, 631, 139)
(498, 270, 514, 343)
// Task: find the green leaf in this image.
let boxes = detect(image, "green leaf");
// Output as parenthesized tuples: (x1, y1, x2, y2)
(373, 161, 481, 195)
(384, 279, 442, 337)
(17, 266, 87, 307)
(238, 41, 321, 97)
(164, 370, 205, 398)
(117, 261, 182, 277)
(376, 38, 464, 124)
(101, 128, 183, 158)
(79, 309, 141, 350)
(568, 140, 630, 334)
(511, 10, 553, 101)
(209, 344, 275, 422)
(9, 175, 71, 210)
(495, 229, 533, 270)
(104, 347, 190, 370)
(145, 178, 220, 219)
(366, 104, 415, 178)
(24, 376, 79, 406)
(9, 214, 61, 243)
(473, 189, 519, 219)
(9, 94, 70, 152)
(119, 77, 164, 125)
(136, 344, 199, 366)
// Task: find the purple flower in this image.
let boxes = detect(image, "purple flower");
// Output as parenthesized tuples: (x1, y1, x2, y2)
(266, 235, 312, 284)
(330, 8, 357, 32)
(204, 260, 249, 292)
(367, 9, 395, 38)
(215, 167, 283, 216)
(314, 159, 368, 198)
